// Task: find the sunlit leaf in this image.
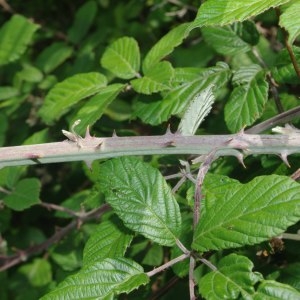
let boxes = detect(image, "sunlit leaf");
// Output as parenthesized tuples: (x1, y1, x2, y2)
(98, 157, 182, 246)
(39, 72, 107, 124)
(143, 22, 191, 73)
(193, 175, 300, 252)
(0, 15, 39, 66)
(192, 0, 290, 27)
(101, 37, 140, 79)
(279, 1, 300, 44)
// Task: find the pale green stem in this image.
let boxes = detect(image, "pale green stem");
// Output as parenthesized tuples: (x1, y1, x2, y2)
(1, 132, 300, 168)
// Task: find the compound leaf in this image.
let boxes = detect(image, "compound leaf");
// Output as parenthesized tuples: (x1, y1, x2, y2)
(193, 175, 300, 252)
(199, 254, 263, 299)
(192, 0, 290, 27)
(39, 72, 107, 124)
(0, 15, 39, 66)
(225, 65, 268, 132)
(41, 258, 149, 300)
(101, 37, 140, 79)
(3, 178, 41, 211)
(83, 217, 133, 265)
(98, 157, 182, 246)
(135, 62, 230, 125)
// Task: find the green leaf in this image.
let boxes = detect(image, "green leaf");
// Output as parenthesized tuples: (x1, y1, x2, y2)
(0, 86, 19, 101)
(83, 217, 133, 265)
(142, 243, 163, 266)
(225, 65, 268, 132)
(135, 62, 231, 125)
(41, 258, 149, 300)
(101, 37, 140, 79)
(278, 262, 300, 291)
(35, 42, 73, 73)
(131, 61, 174, 94)
(0, 15, 39, 66)
(254, 280, 300, 299)
(18, 64, 43, 83)
(143, 22, 191, 73)
(39, 72, 107, 124)
(18, 258, 52, 287)
(3, 178, 41, 211)
(178, 84, 215, 135)
(272, 46, 300, 84)
(279, 1, 300, 44)
(192, 0, 290, 27)
(201, 25, 251, 56)
(98, 157, 182, 246)
(193, 175, 300, 252)
(198, 254, 263, 299)
(71, 83, 124, 135)
(68, 0, 98, 44)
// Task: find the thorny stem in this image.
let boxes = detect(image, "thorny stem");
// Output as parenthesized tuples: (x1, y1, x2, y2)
(2, 131, 300, 168)
(0, 204, 110, 271)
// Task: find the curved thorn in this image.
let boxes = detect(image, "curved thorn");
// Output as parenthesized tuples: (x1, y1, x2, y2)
(112, 130, 118, 137)
(280, 152, 291, 167)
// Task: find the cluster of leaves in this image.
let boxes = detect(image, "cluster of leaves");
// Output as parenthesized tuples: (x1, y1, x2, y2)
(1, 0, 300, 299)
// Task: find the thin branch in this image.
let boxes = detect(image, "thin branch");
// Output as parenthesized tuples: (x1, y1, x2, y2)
(276, 7, 300, 80)
(189, 257, 196, 300)
(252, 47, 284, 113)
(146, 253, 190, 277)
(291, 168, 300, 181)
(40, 202, 80, 217)
(0, 0, 14, 13)
(245, 106, 300, 133)
(198, 258, 217, 271)
(284, 40, 300, 79)
(281, 233, 300, 241)
(176, 239, 190, 255)
(0, 204, 110, 271)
